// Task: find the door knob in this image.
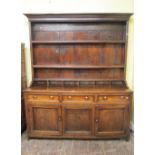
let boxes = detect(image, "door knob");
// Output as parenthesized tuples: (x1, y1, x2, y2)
(58, 116, 62, 121)
(96, 119, 98, 122)
(103, 96, 108, 100)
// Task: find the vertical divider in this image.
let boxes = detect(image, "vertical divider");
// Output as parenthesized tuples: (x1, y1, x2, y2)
(93, 81, 96, 88)
(62, 81, 65, 87)
(58, 31, 62, 87)
(47, 80, 49, 88)
(45, 45, 49, 80)
(77, 81, 80, 87)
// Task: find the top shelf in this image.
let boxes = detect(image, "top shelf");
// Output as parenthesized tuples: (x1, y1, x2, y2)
(31, 40, 126, 44)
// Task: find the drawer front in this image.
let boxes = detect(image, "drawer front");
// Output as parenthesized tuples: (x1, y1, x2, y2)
(27, 95, 59, 102)
(97, 95, 130, 103)
(62, 95, 94, 102)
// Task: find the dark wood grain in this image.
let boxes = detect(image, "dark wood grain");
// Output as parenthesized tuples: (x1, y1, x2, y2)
(62, 103, 93, 136)
(95, 104, 128, 136)
(28, 103, 62, 136)
(31, 40, 126, 44)
(33, 64, 125, 69)
(25, 13, 132, 22)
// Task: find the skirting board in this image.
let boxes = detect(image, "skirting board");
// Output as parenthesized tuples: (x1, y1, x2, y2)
(130, 121, 134, 132)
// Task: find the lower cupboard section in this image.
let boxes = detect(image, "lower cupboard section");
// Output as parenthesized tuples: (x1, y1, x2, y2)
(26, 102, 130, 139)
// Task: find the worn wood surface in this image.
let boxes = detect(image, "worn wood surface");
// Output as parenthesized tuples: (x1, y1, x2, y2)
(24, 14, 133, 139)
(24, 90, 132, 139)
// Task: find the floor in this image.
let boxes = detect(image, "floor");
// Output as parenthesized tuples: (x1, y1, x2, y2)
(21, 132, 134, 155)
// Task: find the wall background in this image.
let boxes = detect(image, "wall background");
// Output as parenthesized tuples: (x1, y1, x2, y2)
(21, 0, 134, 123)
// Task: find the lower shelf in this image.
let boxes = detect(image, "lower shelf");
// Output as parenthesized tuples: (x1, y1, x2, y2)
(31, 80, 127, 89)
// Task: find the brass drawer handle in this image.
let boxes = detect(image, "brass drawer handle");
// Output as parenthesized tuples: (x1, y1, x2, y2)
(33, 96, 38, 99)
(103, 96, 108, 100)
(95, 119, 98, 123)
(68, 96, 72, 99)
(84, 96, 89, 100)
(49, 96, 54, 99)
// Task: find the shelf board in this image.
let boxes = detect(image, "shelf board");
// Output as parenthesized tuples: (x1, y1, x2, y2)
(31, 40, 126, 44)
(34, 78, 124, 82)
(33, 65, 125, 69)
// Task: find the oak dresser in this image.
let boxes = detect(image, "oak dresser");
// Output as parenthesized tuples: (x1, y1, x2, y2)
(24, 14, 133, 140)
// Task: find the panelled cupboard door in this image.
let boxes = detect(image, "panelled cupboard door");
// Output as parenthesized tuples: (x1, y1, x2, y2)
(62, 103, 93, 136)
(28, 103, 62, 137)
(95, 104, 129, 137)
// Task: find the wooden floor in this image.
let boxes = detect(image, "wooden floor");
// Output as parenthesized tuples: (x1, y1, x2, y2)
(21, 132, 134, 155)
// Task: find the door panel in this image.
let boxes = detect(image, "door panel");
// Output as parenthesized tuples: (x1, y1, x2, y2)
(33, 108, 58, 130)
(28, 103, 62, 137)
(95, 104, 128, 136)
(62, 103, 93, 136)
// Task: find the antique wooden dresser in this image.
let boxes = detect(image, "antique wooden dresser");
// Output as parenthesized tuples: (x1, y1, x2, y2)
(24, 14, 133, 140)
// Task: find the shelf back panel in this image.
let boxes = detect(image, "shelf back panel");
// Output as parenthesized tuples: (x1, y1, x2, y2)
(34, 68, 124, 80)
(33, 44, 125, 66)
(32, 23, 126, 41)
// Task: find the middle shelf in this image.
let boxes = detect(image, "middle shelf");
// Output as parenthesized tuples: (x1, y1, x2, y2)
(31, 40, 126, 44)
(33, 65, 125, 69)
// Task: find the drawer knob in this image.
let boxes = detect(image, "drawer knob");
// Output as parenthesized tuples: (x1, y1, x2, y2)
(125, 96, 129, 100)
(49, 96, 54, 99)
(68, 96, 72, 99)
(84, 96, 89, 100)
(96, 119, 98, 123)
(121, 96, 124, 99)
(33, 96, 37, 99)
(103, 96, 108, 100)
(58, 116, 61, 121)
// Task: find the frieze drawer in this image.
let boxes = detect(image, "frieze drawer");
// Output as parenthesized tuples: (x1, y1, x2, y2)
(62, 95, 94, 102)
(27, 95, 59, 101)
(97, 95, 130, 103)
